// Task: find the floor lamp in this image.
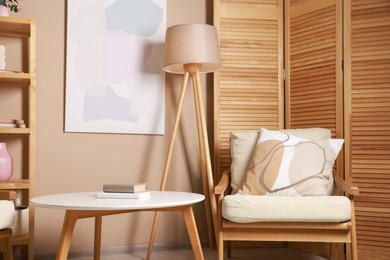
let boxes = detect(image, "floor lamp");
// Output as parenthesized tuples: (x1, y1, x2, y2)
(146, 24, 221, 259)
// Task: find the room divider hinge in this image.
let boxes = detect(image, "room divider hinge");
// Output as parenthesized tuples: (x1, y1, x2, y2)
(342, 60, 344, 71)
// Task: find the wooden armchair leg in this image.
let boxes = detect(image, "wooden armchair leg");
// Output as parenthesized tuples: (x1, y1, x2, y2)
(217, 231, 224, 260)
(227, 241, 232, 258)
(3, 241, 13, 260)
(350, 202, 358, 260)
(0, 228, 14, 260)
(351, 232, 358, 260)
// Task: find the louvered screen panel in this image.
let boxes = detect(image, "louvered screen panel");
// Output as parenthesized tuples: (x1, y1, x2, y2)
(347, 0, 390, 258)
(285, 1, 343, 257)
(285, 0, 342, 138)
(214, 0, 284, 177)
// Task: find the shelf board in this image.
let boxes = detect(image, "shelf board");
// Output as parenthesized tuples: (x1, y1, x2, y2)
(0, 128, 30, 134)
(0, 72, 32, 86)
(0, 17, 32, 37)
(0, 179, 30, 189)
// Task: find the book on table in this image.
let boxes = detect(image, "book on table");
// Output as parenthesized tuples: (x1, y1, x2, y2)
(103, 183, 147, 193)
(97, 191, 151, 199)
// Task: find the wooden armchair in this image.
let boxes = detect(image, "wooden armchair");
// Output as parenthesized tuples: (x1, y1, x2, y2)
(214, 128, 359, 260)
(0, 190, 16, 260)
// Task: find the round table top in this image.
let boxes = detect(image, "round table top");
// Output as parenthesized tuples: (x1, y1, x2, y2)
(30, 191, 205, 211)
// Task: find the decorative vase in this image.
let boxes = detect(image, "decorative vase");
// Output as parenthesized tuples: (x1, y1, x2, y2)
(0, 142, 13, 182)
(0, 45, 6, 70)
(0, 5, 9, 17)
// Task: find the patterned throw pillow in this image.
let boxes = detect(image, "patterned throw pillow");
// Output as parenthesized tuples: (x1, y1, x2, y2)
(240, 128, 344, 196)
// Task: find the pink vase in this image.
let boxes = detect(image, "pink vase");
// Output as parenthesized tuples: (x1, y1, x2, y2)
(0, 5, 9, 17)
(0, 142, 13, 182)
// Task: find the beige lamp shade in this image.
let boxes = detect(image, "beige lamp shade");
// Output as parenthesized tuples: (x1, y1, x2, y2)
(163, 23, 222, 74)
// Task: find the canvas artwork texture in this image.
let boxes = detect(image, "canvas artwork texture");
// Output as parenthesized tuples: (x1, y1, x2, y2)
(65, 0, 166, 134)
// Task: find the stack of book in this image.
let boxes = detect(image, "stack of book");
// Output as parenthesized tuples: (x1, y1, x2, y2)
(0, 119, 26, 128)
(97, 183, 150, 199)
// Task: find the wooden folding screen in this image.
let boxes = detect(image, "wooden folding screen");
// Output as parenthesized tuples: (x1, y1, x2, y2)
(213, 0, 284, 179)
(344, 0, 390, 259)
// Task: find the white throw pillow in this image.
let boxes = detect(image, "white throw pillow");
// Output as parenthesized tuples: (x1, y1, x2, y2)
(241, 128, 344, 196)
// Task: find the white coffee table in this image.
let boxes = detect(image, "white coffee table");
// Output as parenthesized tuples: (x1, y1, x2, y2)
(31, 191, 205, 260)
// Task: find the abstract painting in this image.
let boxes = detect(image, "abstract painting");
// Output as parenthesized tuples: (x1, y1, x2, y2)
(65, 0, 166, 134)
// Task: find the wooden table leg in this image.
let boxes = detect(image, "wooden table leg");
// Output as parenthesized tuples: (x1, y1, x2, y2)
(55, 207, 204, 260)
(94, 216, 102, 260)
(181, 206, 204, 260)
(56, 210, 80, 260)
(146, 211, 160, 260)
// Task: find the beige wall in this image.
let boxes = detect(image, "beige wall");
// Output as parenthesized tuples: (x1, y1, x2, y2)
(10, 0, 212, 254)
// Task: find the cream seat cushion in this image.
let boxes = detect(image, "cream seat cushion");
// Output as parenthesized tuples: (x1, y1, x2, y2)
(0, 200, 15, 230)
(222, 194, 351, 223)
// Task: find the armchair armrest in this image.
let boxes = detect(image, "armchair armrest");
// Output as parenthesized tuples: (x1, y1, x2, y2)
(215, 169, 230, 195)
(334, 176, 359, 196)
(0, 190, 16, 200)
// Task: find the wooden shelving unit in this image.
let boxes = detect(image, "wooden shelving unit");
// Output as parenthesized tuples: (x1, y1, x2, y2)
(0, 16, 36, 259)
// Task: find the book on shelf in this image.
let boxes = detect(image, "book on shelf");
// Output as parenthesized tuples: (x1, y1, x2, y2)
(97, 191, 151, 199)
(0, 119, 26, 128)
(0, 69, 22, 73)
(103, 183, 147, 193)
(0, 123, 26, 128)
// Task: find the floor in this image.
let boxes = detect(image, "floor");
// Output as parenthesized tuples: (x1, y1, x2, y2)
(64, 246, 327, 260)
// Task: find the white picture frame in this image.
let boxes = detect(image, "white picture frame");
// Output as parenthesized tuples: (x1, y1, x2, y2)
(65, 0, 166, 135)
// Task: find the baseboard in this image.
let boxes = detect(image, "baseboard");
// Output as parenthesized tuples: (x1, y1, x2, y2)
(35, 240, 210, 259)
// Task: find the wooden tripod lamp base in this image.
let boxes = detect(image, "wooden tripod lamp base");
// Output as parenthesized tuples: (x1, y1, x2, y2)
(146, 24, 222, 259)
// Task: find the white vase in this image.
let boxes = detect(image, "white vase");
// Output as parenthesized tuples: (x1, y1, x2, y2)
(11, 206, 29, 237)
(0, 5, 9, 17)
